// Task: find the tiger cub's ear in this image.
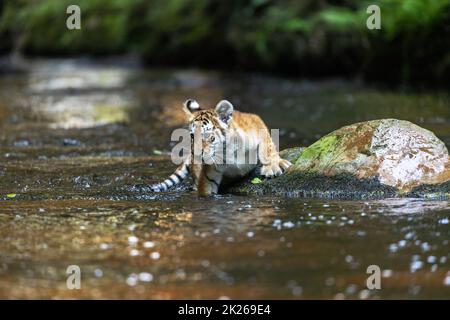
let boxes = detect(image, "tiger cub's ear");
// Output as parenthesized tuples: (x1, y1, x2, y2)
(215, 100, 234, 125)
(183, 99, 200, 118)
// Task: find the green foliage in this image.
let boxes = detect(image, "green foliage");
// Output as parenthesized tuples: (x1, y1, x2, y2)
(1, 0, 130, 54)
(0, 0, 449, 84)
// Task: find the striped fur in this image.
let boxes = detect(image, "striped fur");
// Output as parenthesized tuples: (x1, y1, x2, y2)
(151, 99, 292, 196)
(150, 162, 189, 192)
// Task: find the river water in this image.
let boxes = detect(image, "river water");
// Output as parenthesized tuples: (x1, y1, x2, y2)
(0, 58, 449, 299)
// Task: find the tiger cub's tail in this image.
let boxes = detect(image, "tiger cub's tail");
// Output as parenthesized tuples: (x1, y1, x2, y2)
(150, 162, 189, 192)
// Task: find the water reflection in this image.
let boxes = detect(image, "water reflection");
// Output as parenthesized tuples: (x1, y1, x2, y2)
(369, 198, 450, 215)
(0, 196, 448, 299)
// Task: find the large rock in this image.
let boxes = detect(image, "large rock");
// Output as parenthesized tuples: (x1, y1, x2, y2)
(229, 119, 450, 199)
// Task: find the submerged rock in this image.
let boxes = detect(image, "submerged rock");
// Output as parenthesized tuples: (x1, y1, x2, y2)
(229, 119, 450, 199)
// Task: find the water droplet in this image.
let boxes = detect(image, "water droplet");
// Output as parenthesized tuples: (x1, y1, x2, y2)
(130, 249, 140, 257)
(438, 218, 449, 225)
(94, 268, 103, 277)
(421, 242, 430, 252)
(128, 236, 139, 245)
(404, 232, 415, 240)
(410, 260, 423, 273)
(150, 252, 160, 260)
(398, 240, 407, 248)
(246, 231, 255, 238)
(345, 284, 358, 295)
(138, 272, 153, 282)
(427, 256, 436, 264)
(126, 274, 138, 286)
(388, 244, 398, 253)
(282, 221, 295, 228)
(143, 241, 155, 248)
(358, 289, 370, 300)
(443, 272, 450, 286)
(382, 269, 393, 278)
(273, 219, 282, 226)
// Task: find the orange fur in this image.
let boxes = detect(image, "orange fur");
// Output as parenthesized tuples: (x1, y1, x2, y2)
(151, 99, 291, 196)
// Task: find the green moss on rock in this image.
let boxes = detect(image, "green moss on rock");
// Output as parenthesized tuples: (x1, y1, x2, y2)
(228, 119, 450, 199)
(294, 135, 339, 169)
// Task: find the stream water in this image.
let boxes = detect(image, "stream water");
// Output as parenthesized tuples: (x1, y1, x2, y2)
(0, 58, 449, 299)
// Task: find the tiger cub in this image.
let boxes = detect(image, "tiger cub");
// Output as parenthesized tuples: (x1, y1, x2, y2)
(151, 99, 291, 196)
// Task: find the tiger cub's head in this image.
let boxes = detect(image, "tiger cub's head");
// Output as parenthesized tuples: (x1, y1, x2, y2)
(183, 99, 234, 164)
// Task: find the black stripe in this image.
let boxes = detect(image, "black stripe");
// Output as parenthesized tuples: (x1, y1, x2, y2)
(185, 166, 190, 173)
(169, 176, 177, 184)
(175, 172, 184, 180)
(211, 166, 221, 174)
(204, 173, 219, 187)
(172, 175, 180, 184)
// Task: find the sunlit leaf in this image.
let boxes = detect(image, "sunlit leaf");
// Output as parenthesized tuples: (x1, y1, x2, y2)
(251, 177, 263, 184)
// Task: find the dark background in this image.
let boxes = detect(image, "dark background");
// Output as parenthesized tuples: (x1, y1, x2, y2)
(0, 0, 449, 86)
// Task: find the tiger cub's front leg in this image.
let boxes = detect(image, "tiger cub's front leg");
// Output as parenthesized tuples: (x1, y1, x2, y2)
(259, 129, 292, 178)
(189, 163, 202, 191)
(198, 165, 223, 196)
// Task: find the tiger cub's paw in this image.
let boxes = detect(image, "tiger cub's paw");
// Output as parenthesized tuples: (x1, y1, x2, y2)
(261, 158, 292, 178)
(279, 158, 292, 171)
